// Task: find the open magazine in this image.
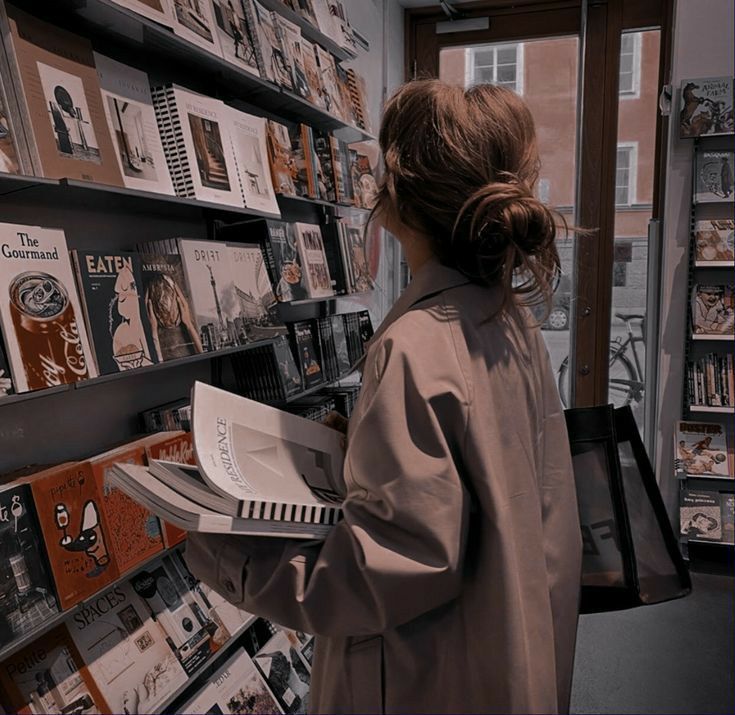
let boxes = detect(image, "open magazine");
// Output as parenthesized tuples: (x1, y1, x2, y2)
(110, 382, 344, 538)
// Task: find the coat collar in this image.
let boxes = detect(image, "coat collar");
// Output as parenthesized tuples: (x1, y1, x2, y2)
(364, 259, 472, 353)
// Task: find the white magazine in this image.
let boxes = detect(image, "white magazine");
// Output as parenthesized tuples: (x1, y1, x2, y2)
(170, 0, 223, 56)
(95, 53, 175, 195)
(228, 107, 281, 215)
(210, 0, 260, 76)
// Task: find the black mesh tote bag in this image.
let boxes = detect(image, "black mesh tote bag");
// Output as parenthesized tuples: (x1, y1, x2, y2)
(565, 404, 691, 614)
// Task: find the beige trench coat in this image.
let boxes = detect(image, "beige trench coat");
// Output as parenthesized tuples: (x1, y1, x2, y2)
(187, 259, 582, 715)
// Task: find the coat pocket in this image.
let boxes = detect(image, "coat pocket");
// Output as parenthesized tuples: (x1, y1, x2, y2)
(348, 635, 384, 714)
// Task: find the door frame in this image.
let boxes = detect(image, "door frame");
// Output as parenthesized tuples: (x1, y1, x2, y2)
(406, 0, 672, 408)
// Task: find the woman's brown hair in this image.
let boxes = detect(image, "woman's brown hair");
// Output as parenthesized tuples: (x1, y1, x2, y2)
(374, 79, 564, 316)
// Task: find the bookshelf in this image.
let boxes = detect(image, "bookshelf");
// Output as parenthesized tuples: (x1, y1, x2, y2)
(678, 132, 735, 560)
(0, 0, 377, 709)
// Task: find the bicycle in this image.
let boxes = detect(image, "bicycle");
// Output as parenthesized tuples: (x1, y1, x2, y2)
(557, 312, 646, 408)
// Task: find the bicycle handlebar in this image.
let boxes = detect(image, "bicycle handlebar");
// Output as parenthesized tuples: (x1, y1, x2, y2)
(615, 312, 645, 322)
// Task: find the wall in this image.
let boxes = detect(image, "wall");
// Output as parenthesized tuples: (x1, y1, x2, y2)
(655, 0, 735, 513)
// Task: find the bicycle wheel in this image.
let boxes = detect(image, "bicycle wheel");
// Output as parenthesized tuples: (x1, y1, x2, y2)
(556, 349, 638, 408)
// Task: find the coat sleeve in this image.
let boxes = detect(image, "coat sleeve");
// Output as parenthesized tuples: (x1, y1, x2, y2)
(186, 329, 472, 637)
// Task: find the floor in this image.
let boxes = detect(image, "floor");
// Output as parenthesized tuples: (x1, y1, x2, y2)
(570, 571, 734, 714)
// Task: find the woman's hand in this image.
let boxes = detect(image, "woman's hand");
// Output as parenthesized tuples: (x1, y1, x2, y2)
(322, 411, 349, 450)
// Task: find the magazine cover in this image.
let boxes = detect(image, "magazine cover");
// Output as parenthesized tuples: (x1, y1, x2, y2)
(680, 77, 734, 138)
(680, 489, 722, 541)
(0, 77, 22, 174)
(177, 239, 241, 351)
(249, 0, 293, 89)
(674, 421, 732, 478)
(330, 314, 351, 374)
(301, 38, 326, 109)
(268, 222, 309, 302)
(73, 250, 159, 375)
(0, 625, 109, 714)
(170, 0, 222, 55)
(0, 329, 13, 398)
(694, 150, 735, 203)
(293, 223, 334, 299)
(693, 219, 735, 264)
(313, 130, 336, 202)
(252, 629, 311, 714)
(167, 86, 243, 207)
(722, 493, 735, 545)
(277, 16, 310, 99)
(107, 0, 175, 27)
(67, 580, 188, 714)
(343, 220, 373, 293)
(690, 284, 734, 335)
(228, 108, 280, 215)
(211, 0, 260, 75)
(94, 53, 175, 195)
(266, 120, 298, 195)
(90, 439, 166, 575)
(184, 648, 283, 714)
(1, 6, 124, 184)
(0, 482, 59, 648)
(30, 462, 120, 610)
(273, 334, 303, 396)
(0, 223, 98, 392)
(140, 253, 204, 361)
(357, 309, 374, 347)
(130, 551, 217, 677)
(314, 45, 347, 120)
(227, 242, 288, 341)
(286, 123, 313, 197)
(349, 142, 379, 209)
(291, 320, 323, 389)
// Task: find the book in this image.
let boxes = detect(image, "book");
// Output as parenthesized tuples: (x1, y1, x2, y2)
(326, 0, 355, 53)
(0, 481, 59, 647)
(0, 223, 98, 392)
(252, 628, 310, 714)
(330, 314, 351, 374)
(195, 581, 253, 646)
(690, 285, 734, 335)
(29, 462, 120, 610)
(66, 579, 188, 714)
(72, 250, 160, 375)
(301, 39, 326, 110)
(0, 330, 13, 397)
(266, 119, 298, 196)
(345, 68, 373, 134)
(311, 0, 335, 36)
(313, 130, 336, 202)
(272, 334, 304, 397)
(275, 15, 310, 100)
(90, 438, 167, 575)
(722, 493, 735, 545)
(109, 381, 344, 537)
(0, 74, 23, 174)
(107, 0, 175, 27)
(694, 150, 735, 203)
(314, 46, 346, 120)
(145, 431, 193, 547)
(182, 648, 283, 714)
(687, 353, 734, 407)
(129, 550, 218, 676)
(247, 0, 293, 89)
(680, 489, 722, 541)
(343, 219, 373, 293)
(292, 222, 333, 298)
(228, 108, 280, 215)
(94, 53, 175, 196)
(291, 320, 324, 389)
(357, 309, 374, 347)
(680, 77, 734, 138)
(0, 624, 109, 714)
(226, 242, 288, 341)
(0, 5, 123, 184)
(693, 219, 734, 264)
(152, 84, 243, 207)
(211, 0, 260, 76)
(674, 421, 732, 478)
(348, 142, 379, 209)
(140, 253, 204, 360)
(285, 123, 315, 198)
(255, 219, 309, 302)
(170, 0, 222, 55)
(290, 0, 319, 27)
(176, 238, 241, 351)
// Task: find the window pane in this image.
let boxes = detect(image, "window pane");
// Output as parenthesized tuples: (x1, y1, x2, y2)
(475, 67, 495, 83)
(497, 64, 517, 83)
(474, 49, 495, 66)
(497, 47, 517, 64)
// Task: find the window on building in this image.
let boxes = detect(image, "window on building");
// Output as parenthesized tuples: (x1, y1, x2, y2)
(619, 32, 641, 96)
(615, 144, 637, 206)
(466, 43, 523, 93)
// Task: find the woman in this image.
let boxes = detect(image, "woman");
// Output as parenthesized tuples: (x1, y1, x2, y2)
(187, 80, 582, 714)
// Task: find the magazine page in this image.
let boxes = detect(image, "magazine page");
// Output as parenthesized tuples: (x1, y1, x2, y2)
(94, 52, 175, 195)
(190, 381, 344, 505)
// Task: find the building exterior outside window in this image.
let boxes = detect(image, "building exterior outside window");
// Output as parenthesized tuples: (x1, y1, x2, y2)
(465, 43, 524, 93)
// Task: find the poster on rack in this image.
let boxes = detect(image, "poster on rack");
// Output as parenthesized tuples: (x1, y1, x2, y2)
(694, 150, 735, 203)
(679, 76, 734, 138)
(674, 421, 732, 478)
(693, 220, 735, 264)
